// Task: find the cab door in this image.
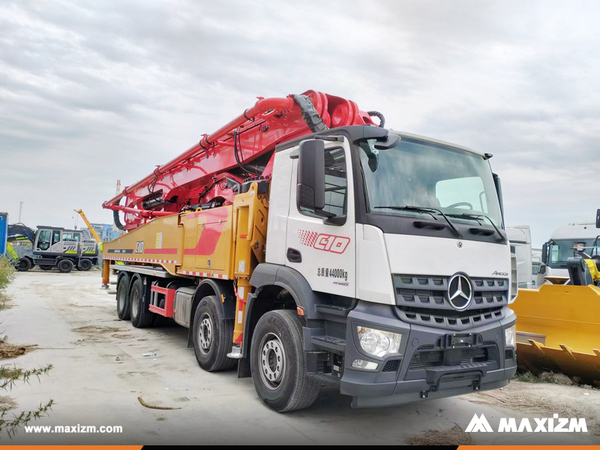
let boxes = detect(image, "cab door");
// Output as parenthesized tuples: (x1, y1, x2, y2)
(285, 139, 356, 298)
(60, 231, 80, 255)
(35, 229, 63, 254)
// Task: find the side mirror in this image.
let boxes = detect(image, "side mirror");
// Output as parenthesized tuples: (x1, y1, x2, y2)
(596, 209, 600, 228)
(297, 139, 325, 213)
(492, 173, 505, 227)
(539, 263, 546, 275)
(541, 242, 549, 264)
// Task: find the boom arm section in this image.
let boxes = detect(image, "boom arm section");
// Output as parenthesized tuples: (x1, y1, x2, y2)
(74, 209, 102, 243)
(102, 90, 377, 231)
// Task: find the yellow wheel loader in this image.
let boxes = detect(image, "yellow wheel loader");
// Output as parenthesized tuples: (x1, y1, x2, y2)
(511, 209, 600, 381)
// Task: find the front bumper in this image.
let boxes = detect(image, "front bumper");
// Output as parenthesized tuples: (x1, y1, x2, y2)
(339, 301, 517, 408)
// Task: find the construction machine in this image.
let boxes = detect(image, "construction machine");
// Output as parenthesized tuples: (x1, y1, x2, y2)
(101, 89, 517, 412)
(539, 220, 600, 285)
(8, 223, 99, 272)
(512, 209, 600, 381)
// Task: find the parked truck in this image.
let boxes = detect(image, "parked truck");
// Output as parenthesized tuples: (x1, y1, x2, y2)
(539, 220, 600, 284)
(512, 210, 600, 381)
(101, 90, 517, 412)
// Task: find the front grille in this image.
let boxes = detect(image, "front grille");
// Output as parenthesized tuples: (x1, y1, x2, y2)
(397, 306, 504, 331)
(393, 273, 508, 330)
(393, 274, 508, 310)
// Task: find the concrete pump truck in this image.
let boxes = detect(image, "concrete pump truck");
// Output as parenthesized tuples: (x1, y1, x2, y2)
(101, 90, 517, 412)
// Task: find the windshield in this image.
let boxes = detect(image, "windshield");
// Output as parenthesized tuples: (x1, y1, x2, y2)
(547, 239, 600, 268)
(358, 135, 503, 227)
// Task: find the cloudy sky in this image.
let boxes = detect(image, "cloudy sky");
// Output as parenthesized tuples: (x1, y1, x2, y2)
(1, 0, 599, 247)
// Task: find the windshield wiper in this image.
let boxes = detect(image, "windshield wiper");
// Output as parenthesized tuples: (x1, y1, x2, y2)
(374, 206, 463, 238)
(446, 213, 506, 242)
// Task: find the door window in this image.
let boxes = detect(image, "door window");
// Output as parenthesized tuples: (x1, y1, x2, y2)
(299, 146, 347, 219)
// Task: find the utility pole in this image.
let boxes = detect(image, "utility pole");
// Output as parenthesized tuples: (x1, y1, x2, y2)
(18, 201, 23, 222)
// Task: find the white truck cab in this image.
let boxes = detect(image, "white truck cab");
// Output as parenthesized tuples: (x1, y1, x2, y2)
(541, 221, 600, 284)
(248, 126, 518, 408)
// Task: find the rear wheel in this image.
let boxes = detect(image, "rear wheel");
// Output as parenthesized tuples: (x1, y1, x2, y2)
(116, 273, 131, 320)
(192, 295, 235, 372)
(57, 259, 74, 273)
(78, 259, 93, 271)
(251, 310, 320, 412)
(130, 276, 154, 328)
(16, 258, 32, 272)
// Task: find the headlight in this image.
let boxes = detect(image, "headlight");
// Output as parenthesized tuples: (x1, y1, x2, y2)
(357, 326, 402, 357)
(504, 324, 516, 348)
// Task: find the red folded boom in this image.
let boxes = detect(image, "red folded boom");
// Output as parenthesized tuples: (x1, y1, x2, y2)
(102, 90, 376, 231)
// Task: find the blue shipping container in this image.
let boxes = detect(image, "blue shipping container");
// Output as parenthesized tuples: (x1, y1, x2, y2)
(0, 212, 8, 255)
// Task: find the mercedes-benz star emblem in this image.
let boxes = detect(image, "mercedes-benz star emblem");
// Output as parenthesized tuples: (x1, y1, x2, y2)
(447, 274, 473, 311)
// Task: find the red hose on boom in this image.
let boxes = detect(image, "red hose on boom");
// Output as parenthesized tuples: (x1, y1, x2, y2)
(103, 90, 375, 231)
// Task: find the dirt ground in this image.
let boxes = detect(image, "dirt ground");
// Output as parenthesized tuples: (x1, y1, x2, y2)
(0, 270, 598, 445)
(0, 342, 37, 359)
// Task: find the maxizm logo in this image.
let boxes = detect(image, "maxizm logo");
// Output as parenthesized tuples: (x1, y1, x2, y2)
(466, 413, 588, 433)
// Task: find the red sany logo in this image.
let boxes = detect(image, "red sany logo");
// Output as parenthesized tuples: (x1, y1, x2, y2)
(298, 230, 350, 254)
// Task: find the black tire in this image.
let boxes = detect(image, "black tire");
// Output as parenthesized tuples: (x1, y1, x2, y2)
(78, 259, 93, 271)
(192, 295, 235, 372)
(57, 259, 74, 273)
(130, 275, 154, 328)
(251, 310, 320, 412)
(16, 258, 32, 272)
(39, 265, 53, 271)
(116, 273, 131, 320)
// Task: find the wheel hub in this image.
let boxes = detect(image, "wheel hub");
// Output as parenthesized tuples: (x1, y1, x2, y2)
(199, 316, 212, 354)
(259, 333, 285, 390)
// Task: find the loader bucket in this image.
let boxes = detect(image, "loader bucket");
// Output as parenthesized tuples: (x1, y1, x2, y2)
(512, 284, 600, 381)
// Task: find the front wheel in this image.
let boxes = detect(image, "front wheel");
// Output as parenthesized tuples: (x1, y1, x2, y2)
(16, 258, 32, 272)
(251, 310, 320, 412)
